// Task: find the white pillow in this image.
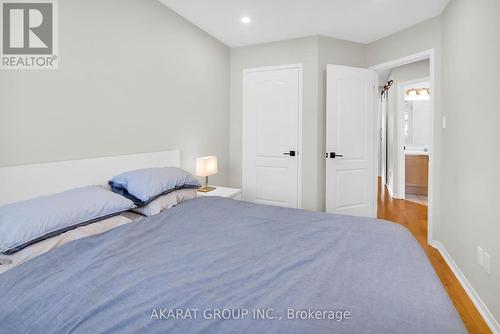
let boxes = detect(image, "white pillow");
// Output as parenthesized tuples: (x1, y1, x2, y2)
(133, 188, 196, 217)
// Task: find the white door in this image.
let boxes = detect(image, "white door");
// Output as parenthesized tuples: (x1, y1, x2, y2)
(326, 65, 377, 217)
(243, 64, 302, 208)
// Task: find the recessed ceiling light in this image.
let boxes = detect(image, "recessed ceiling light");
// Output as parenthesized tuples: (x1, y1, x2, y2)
(241, 17, 251, 24)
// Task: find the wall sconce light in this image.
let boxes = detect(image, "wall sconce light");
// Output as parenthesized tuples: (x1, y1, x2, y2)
(405, 87, 430, 101)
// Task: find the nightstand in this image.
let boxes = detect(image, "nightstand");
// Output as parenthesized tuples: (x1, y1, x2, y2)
(196, 186, 242, 200)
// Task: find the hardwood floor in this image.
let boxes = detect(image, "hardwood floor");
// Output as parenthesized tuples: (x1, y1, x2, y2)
(377, 178, 491, 334)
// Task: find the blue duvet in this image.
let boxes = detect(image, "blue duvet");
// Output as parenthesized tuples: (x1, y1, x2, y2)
(0, 197, 465, 333)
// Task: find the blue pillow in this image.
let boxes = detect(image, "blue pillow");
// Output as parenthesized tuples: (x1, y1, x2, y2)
(0, 186, 135, 255)
(109, 167, 200, 206)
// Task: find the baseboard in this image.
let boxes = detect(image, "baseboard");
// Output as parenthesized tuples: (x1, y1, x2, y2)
(430, 240, 500, 334)
(386, 184, 397, 198)
(386, 184, 404, 200)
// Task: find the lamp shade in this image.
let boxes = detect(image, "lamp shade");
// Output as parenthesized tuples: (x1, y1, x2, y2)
(196, 156, 218, 177)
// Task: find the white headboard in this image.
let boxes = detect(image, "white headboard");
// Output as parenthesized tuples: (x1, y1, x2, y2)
(0, 150, 180, 205)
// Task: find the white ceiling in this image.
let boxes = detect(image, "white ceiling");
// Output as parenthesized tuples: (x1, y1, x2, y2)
(159, 0, 450, 47)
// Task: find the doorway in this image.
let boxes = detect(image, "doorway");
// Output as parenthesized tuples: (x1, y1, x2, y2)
(398, 79, 431, 205)
(371, 50, 436, 244)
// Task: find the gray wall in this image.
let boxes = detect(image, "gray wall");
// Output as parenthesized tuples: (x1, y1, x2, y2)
(0, 0, 230, 185)
(229, 37, 320, 210)
(365, 16, 442, 66)
(441, 0, 500, 323)
(229, 36, 365, 211)
(367, 2, 500, 326)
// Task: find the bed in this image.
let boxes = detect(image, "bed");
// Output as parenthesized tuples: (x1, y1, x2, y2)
(0, 152, 466, 333)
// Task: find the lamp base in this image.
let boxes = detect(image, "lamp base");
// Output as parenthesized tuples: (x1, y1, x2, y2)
(197, 186, 216, 193)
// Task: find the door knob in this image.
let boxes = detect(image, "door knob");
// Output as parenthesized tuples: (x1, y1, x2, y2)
(327, 152, 343, 159)
(283, 150, 296, 157)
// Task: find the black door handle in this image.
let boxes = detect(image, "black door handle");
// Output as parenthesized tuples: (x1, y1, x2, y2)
(327, 152, 343, 159)
(283, 150, 296, 157)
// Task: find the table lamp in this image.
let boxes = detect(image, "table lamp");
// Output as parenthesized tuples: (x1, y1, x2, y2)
(196, 156, 217, 192)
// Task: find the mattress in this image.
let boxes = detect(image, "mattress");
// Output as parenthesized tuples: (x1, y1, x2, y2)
(0, 197, 466, 333)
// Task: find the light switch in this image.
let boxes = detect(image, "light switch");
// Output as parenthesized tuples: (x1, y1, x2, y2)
(483, 252, 491, 273)
(442, 116, 447, 129)
(477, 246, 483, 266)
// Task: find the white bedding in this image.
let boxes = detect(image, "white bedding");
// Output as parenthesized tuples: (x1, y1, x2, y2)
(132, 188, 197, 216)
(0, 215, 133, 274)
(0, 188, 198, 274)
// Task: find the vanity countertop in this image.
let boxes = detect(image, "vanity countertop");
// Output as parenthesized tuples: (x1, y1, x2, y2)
(405, 147, 429, 156)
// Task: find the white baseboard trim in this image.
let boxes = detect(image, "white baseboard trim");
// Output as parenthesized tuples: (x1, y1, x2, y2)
(430, 240, 500, 334)
(392, 193, 404, 200)
(385, 183, 405, 200)
(386, 184, 394, 198)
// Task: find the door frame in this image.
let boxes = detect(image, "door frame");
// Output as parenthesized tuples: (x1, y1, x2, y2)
(242, 63, 303, 208)
(370, 49, 436, 244)
(396, 76, 430, 200)
(379, 94, 388, 188)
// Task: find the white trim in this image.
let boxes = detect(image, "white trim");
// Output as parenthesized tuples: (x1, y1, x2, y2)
(242, 63, 303, 209)
(0, 150, 181, 205)
(372, 71, 380, 217)
(370, 49, 435, 244)
(243, 63, 303, 74)
(379, 94, 388, 187)
(430, 241, 500, 334)
(297, 64, 303, 209)
(370, 50, 433, 72)
(396, 76, 430, 200)
(385, 183, 395, 198)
